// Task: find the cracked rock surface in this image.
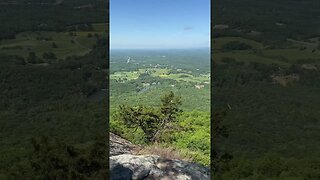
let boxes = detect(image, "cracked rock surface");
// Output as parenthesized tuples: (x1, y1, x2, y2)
(109, 132, 140, 156)
(109, 133, 210, 180)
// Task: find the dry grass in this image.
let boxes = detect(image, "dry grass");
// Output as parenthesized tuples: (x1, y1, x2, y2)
(136, 144, 193, 162)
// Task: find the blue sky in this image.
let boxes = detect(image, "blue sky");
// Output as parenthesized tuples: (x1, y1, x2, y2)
(110, 0, 210, 49)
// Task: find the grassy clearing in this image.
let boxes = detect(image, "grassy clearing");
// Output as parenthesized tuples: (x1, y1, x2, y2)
(111, 71, 140, 81)
(0, 23, 107, 59)
(213, 36, 320, 67)
(110, 68, 210, 83)
(287, 38, 319, 50)
(261, 49, 320, 62)
(213, 37, 265, 50)
(159, 73, 210, 83)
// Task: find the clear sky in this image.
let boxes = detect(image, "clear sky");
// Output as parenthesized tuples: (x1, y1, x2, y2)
(110, 0, 210, 49)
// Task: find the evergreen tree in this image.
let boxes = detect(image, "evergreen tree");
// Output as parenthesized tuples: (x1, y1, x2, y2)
(117, 91, 182, 143)
(118, 105, 160, 143)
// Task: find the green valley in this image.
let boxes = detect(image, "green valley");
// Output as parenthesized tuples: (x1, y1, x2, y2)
(109, 49, 211, 165)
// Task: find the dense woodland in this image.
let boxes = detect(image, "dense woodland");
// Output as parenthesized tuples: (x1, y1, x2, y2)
(213, 0, 320, 46)
(0, 0, 107, 40)
(0, 0, 109, 178)
(212, 0, 320, 179)
(0, 41, 109, 179)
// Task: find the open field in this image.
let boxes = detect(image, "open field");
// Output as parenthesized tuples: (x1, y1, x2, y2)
(0, 23, 107, 59)
(111, 68, 210, 83)
(213, 37, 265, 50)
(213, 36, 320, 67)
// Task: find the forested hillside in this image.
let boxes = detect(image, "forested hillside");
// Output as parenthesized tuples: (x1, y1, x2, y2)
(213, 0, 320, 46)
(0, 0, 107, 40)
(212, 0, 320, 179)
(0, 0, 109, 178)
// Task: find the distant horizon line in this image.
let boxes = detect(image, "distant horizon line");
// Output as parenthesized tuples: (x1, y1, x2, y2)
(110, 47, 210, 51)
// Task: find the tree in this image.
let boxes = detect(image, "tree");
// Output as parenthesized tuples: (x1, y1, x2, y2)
(212, 109, 232, 174)
(160, 91, 182, 122)
(118, 105, 160, 143)
(52, 42, 58, 48)
(9, 135, 108, 179)
(117, 91, 182, 143)
(153, 91, 182, 141)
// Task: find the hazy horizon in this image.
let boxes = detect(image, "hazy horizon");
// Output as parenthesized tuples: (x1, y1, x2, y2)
(110, 0, 210, 49)
(110, 47, 210, 51)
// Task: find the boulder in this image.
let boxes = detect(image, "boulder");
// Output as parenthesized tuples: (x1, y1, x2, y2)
(109, 133, 210, 180)
(109, 132, 140, 156)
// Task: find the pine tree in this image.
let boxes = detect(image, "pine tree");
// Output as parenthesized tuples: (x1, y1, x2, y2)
(117, 91, 182, 143)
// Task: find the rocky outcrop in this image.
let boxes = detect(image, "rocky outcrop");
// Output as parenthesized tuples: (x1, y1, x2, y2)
(109, 133, 137, 156)
(109, 133, 210, 180)
(110, 154, 210, 180)
(109, 132, 141, 156)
